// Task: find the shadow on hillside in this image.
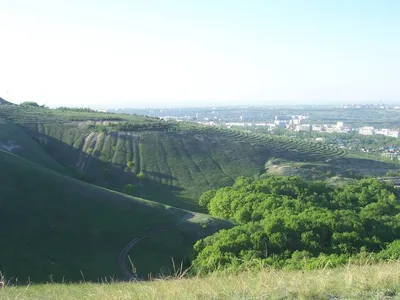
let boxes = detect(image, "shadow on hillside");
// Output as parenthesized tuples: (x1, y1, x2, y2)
(145, 171, 178, 181)
(334, 157, 399, 176)
(28, 130, 202, 211)
(133, 217, 233, 280)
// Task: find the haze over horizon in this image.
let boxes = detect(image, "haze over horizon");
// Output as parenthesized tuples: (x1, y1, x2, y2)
(1, 0, 399, 108)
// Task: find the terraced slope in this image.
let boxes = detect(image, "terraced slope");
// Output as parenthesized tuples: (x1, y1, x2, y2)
(19, 123, 268, 209)
(20, 123, 347, 206)
(1, 105, 396, 210)
(0, 150, 226, 282)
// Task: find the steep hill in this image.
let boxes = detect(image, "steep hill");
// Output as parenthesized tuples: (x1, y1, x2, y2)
(0, 149, 227, 283)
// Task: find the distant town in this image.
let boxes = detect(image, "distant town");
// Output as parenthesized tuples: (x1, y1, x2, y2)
(108, 103, 400, 136)
(106, 103, 400, 161)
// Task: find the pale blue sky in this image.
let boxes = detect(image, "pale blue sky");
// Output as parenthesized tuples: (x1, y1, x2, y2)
(0, 0, 399, 108)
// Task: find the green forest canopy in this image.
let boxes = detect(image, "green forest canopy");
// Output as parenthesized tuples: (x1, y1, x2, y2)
(192, 176, 400, 273)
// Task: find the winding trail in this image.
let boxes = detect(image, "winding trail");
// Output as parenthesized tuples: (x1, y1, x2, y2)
(118, 213, 195, 280)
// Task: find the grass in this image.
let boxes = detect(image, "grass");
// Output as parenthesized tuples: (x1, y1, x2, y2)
(0, 150, 227, 283)
(2, 260, 400, 299)
(1, 105, 398, 210)
(0, 120, 68, 174)
(1, 105, 400, 294)
(0, 105, 159, 124)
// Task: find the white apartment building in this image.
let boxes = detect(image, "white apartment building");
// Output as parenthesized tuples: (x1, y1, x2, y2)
(359, 126, 375, 135)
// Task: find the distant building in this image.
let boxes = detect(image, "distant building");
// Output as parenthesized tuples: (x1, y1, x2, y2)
(274, 121, 287, 128)
(275, 115, 292, 121)
(375, 129, 389, 135)
(375, 129, 400, 138)
(387, 130, 400, 138)
(359, 126, 375, 136)
(295, 124, 311, 132)
(312, 125, 324, 132)
(292, 119, 303, 125)
(94, 109, 108, 113)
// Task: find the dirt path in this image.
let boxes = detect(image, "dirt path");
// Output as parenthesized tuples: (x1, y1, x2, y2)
(118, 213, 194, 280)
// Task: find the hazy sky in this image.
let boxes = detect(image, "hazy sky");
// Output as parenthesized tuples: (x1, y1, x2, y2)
(0, 0, 399, 108)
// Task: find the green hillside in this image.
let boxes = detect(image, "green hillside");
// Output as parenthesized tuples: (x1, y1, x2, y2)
(1, 105, 398, 211)
(0, 97, 13, 105)
(0, 119, 68, 173)
(0, 105, 399, 285)
(0, 150, 227, 282)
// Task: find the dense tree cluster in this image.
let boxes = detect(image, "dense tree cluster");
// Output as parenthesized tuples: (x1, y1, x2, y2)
(56, 107, 97, 112)
(20, 101, 40, 107)
(192, 176, 400, 273)
(88, 121, 179, 132)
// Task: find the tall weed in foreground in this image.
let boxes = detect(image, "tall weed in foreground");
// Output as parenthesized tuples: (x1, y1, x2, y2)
(1, 261, 400, 299)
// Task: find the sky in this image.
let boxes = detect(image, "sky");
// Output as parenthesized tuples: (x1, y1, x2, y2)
(0, 0, 399, 108)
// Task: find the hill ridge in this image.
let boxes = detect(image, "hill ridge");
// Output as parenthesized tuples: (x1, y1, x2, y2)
(0, 97, 13, 105)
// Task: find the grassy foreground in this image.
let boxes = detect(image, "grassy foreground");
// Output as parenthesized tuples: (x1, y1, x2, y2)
(2, 261, 400, 299)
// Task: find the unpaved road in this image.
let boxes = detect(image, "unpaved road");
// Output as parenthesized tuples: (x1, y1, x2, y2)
(118, 213, 195, 280)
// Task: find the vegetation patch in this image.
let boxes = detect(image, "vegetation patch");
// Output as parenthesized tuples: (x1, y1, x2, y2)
(0, 150, 226, 282)
(193, 176, 400, 274)
(1, 261, 400, 299)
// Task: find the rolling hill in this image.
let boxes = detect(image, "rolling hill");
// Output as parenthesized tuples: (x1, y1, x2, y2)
(0, 104, 399, 284)
(0, 149, 227, 282)
(0, 105, 398, 211)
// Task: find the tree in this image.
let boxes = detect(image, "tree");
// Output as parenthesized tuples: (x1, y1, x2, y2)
(21, 101, 40, 107)
(191, 176, 400, 273)
(137, 172, 146, 181)
(199, 189, 216, 208)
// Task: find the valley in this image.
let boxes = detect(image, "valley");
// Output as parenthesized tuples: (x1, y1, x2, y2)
(0, 103, 399, 286)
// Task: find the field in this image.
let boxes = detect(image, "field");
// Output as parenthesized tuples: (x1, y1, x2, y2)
(0, 149, 228, 282)
(2, 260, 400, 299)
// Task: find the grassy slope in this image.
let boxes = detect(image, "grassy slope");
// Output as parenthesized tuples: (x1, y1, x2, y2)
(1, 105, 398, 210)
(265, 155, 399, 179)
(0, 150, 227, 283)
(2, 261, 400, 299)
(0, 119, 68, 174)
(0, 105, 158, 124)
(0, 98, 13, 105)
(30, 124, 399, 206)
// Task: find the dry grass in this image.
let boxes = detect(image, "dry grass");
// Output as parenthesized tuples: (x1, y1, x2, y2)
(2, 261, 400, 299)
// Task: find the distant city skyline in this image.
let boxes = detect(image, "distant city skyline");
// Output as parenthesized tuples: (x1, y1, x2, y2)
(1, 0, 399, 108)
